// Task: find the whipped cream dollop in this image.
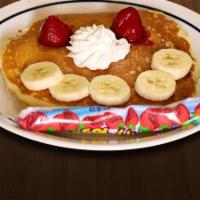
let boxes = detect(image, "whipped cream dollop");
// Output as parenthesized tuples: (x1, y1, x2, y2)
(67, 25, 130, 70)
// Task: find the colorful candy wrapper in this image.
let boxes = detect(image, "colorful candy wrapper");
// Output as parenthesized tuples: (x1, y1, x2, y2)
(19, 98, 200, 136)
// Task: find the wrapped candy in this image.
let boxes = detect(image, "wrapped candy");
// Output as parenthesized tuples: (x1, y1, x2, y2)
(19, 98, 200, 136)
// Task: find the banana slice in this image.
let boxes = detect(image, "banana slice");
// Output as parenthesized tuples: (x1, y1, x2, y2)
(135, 70, 176, 101)
(49, 74, 90, 102)
(151, 49, 193, 80)
(89, 75, 131, 106)
(21, 61, 63, 91)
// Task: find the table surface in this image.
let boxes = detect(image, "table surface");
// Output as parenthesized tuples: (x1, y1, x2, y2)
(0, 0, 200, 200)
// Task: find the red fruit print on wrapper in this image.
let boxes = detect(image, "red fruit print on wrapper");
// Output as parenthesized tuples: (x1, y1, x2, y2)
(53, 111, 80, 131)
(38, 16, 73, 47)
(156, 108, 174, 128)
(111, 7, 145, 44)
(194, 103, 200, 115)
(19, 111, 49, 132)
(140, 108, 157, 131)
(104, 112, 124, 129)
(82, 112, 124, 129)
(193, 103, 200, 124)
(173, 104, 190, 125)
(140, 108, 173, 131)
(125, 107, 139, 127)
(82, 114, 105, 129)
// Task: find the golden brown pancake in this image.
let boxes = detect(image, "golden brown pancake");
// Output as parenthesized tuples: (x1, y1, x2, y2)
(1, 10, 197, 106)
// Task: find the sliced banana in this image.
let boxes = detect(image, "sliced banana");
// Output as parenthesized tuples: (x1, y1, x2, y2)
(49, 74, 90, 102)
(89, 75, 131, 106)
(21, 61, 63, 91)
(135, 70, 176, 101)
(151, 49, 193, 80)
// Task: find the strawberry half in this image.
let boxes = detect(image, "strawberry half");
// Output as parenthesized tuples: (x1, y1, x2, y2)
(112, 7, 144, 44)
(38, 15, 73, 47)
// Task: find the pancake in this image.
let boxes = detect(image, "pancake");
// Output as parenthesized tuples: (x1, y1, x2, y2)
(1, 10, 198, 106)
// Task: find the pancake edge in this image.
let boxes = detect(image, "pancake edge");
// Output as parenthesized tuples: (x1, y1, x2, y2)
(1, 12, 200, 107)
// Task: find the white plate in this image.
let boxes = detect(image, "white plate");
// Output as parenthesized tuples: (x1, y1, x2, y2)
(0, 0, 200, 151)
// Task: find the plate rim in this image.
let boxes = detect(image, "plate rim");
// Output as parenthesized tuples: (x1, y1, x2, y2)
(0, 0, 200, 151)
(0, 0, 200, 33)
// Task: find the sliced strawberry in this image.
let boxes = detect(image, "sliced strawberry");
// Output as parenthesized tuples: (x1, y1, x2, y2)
(112, 7, 144, 44)
(125, 107, 138, 127)
(38, 15, 73, 47)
